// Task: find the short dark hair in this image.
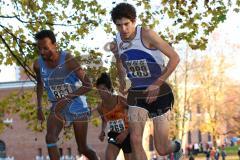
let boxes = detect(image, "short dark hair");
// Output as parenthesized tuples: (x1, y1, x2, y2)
(96, 72, 113, 92)
(35, 30, 56, 44)
(111, 3, 136, 24)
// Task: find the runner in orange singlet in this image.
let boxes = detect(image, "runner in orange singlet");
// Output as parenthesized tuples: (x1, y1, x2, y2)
(95, 73, 132, 160)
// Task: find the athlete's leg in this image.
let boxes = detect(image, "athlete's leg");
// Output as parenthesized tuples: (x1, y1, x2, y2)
(73, 117, 99, 160)
(122, 132, 133, 160)
(153, 111, 181, 158)
(105, 143, 120, 160)
(128, 106, 148, 160)
(46, 113, 64, 160)
(123, 153, 132, 160)
(153, 111, 173, 155)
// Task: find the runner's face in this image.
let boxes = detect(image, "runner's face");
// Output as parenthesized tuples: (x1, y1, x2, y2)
(97, 84, 112, 99)
(37, 37, 57, 61)
(115, 17, 136, 40)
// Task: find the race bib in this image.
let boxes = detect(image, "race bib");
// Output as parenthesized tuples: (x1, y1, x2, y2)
(50, 83, 73, 99)
(126, 59, 151, 78)
(108, 119, 125, 133)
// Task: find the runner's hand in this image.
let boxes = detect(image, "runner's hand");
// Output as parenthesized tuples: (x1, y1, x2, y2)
(98, 131, 105, 142)
(54, 97, 72, 123)
(110, 42, 118, 53)
(54, 97, 71, 113)
(144, 84, 160, 104)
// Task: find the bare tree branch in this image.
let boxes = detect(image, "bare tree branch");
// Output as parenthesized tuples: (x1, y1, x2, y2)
(0, 15, 17, 18)
(0, 24, 35, 46)
(13, 14, 92, 27)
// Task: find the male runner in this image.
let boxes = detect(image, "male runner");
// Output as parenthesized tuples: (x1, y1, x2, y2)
(110, 3, 182, 160)
(34, 30, 98, 160)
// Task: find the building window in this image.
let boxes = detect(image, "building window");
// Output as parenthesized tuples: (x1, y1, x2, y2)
(208, 132, 211, 141)
(59, 148, 63, 157)
(188, 131, 192, 144)
(0, 140, 6, 158)
(149, 134, 154, 151)
(36, 148, 44, 160)
(198, 130, 202, 143)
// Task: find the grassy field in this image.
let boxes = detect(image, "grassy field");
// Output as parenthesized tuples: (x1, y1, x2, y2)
(184, 145, 240, 160)
(225, 145, 239, 155)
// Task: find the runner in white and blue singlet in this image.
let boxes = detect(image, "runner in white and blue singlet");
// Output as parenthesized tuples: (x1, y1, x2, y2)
(115, 25, 175, 118)
(110, 3, 183, 160)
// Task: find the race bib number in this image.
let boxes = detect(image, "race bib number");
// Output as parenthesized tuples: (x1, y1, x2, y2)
(126, 59, 151, 78)
(109, 119, 125, 133)
(50, 83, 73, 99)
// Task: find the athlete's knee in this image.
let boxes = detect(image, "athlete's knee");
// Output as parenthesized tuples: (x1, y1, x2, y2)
(130, 133, 142, 146)
(45, 134, 58, 148)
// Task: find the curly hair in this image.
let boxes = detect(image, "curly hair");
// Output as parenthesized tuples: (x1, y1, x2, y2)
(111, 3, 136, 24)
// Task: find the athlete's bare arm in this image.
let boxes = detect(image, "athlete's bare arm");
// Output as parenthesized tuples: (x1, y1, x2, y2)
(141, 28, 180, 103)
(33, 60, 45, 122)
(142, 28, 180, 85)
(33, 60, 44, 108)
(111, 43, 127, 94)
(65, 53, 93, 99)
(97, 105, 107, 142)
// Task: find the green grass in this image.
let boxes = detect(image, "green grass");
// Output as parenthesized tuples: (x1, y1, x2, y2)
(193, 155, 239, 160)
(225, 145, 239, 155)
(193, 145, 240, 157)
